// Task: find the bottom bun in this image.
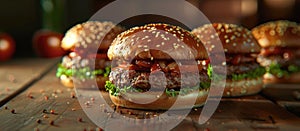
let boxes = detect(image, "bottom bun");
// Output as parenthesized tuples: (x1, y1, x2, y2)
(59, 75, 108, 90)
(222, 77, 264, 97)
(263, 72, 300, 84)
(109, 90, 209, 110)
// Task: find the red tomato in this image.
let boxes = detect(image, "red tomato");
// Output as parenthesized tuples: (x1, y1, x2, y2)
(32, 30, 67, 58)
(0, 33, 15, 62)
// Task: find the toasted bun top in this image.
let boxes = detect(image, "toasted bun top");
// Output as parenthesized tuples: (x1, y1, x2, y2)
(252, 20, 300, 48)
(61, 21, 125, 52)
(192, 23, 261, 54)
(108, 23, 208, 61)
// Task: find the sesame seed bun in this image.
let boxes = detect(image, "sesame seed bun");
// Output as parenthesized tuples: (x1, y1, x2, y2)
(222, 77, 263, 97)
(252, 20, 300, 48)
(57, 21, 125, 89)
(61, 21, 125, 52)
(59, 75, 108, 89)
(108, 23, 208, 60)
(192, 23, 261, 54)
(192, 23, 264, 97)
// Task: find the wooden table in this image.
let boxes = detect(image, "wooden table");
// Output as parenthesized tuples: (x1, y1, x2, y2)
(0, 58, 300, 131)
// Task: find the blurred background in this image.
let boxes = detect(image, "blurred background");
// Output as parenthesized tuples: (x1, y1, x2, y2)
(0, 0, 300, 59)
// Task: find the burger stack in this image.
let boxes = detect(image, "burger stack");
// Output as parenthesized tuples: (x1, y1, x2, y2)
(252, 20, 300, 83)
(56, 19, 299, 110)
(192, 23, 265, 97)
(105, 23, 210, 110)
(56, 21, 125, 89)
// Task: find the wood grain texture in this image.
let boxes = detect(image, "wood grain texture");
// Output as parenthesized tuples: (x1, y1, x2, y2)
(263, 83, 300, 118)
(0, 69, 100, 131)
(262, 84, 300, 102)
(0, 58, 60, 106)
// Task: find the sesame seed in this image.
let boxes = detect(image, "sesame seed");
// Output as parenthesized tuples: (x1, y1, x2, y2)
(224, 24, 229, 29)
(237, 27, 243, 32)
(276, 28, 283, 34)
(155, 32, 160, 37)
(225, 39, 230, 43)
(217, 24, 222, 29)
(156, 44, 160, 47)
(226, 92, 230, 96)
(222, 62, 226, 66)
(86, 38, 92, 44)
(269, 30, 276, 36)
(233, 43, 237, 46)
(230, 36, 236, 40)
(197, 60, 201, 64)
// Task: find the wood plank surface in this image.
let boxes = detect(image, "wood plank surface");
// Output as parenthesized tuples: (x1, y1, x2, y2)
(263, 84, 300, 118)
(0, 68, 99, 131)
(0, 62, 300, 130)
(262, 84, 300, 102)
(0, 58, 60, 106)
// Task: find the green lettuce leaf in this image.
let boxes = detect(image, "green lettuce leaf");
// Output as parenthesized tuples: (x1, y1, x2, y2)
(208, 64, 266, 81)
(267, 63, 300, 78)
(231, 66, 266, 81)
(105, 81, 144, 96)
(56, 64, 110, 79)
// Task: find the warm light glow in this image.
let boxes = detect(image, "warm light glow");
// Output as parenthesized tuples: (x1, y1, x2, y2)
(61, 32, 77, 50)
(241, 0, 258, 16)
(48, 37, 60, 47)
(265, 0, 295, 8)
(0, 39, 9, 50)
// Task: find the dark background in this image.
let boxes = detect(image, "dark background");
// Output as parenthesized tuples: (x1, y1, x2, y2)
(1, 0, 300, 58)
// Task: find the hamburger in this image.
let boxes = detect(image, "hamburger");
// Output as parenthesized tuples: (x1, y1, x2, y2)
(252, 20, 300, 83)
(192, 23, 265, 97)
(56, 21, 125, 89)
(105, 23, 210, 110)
